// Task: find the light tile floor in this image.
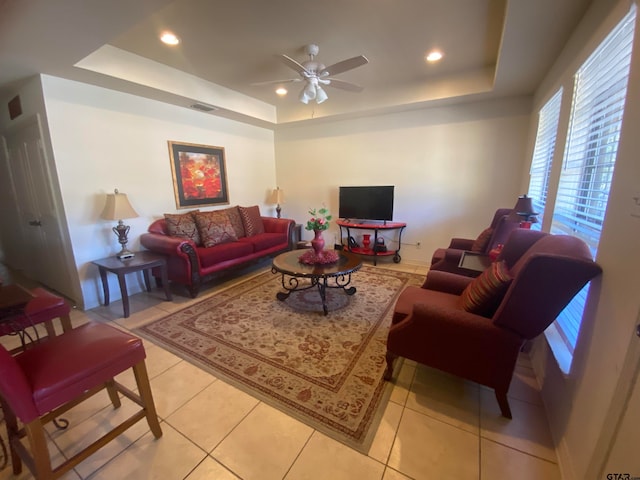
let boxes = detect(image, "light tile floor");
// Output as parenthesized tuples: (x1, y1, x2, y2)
(0, 258, 563, 479)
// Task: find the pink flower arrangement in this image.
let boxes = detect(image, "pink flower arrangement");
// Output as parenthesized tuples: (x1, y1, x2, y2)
(305, 207, 332, 231)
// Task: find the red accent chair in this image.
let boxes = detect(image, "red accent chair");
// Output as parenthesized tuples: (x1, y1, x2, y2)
(430, 208, 520, 276)
(386, 230, 602, 418)
(0, 322, 162, 478)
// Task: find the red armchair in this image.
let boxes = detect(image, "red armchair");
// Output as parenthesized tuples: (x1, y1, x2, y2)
(386, 230, 602, 418)
(430, 207, 520, 276)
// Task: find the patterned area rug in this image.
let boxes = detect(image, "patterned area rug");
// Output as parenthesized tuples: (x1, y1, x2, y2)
(135, 265, 423, 451)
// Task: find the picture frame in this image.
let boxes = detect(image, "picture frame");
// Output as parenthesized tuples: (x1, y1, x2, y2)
(168, 141, 230, 209)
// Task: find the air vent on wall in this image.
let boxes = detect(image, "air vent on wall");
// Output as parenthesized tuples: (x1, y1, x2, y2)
(190, 102, 219, 112)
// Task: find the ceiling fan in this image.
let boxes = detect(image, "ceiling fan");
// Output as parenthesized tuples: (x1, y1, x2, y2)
(253, 44, 369, 104)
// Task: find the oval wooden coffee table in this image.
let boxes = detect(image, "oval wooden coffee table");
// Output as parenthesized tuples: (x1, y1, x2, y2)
(271, 250, 362, 315)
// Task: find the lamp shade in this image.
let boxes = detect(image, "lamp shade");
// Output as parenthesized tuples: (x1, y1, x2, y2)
(508, 194, 538, 223)
(513, 195, 536, 216)
(274, 188, 284, 204)
(101, 189, 138, 221)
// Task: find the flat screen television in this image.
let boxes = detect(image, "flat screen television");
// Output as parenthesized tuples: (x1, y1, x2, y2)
(339, 185, 394, 222)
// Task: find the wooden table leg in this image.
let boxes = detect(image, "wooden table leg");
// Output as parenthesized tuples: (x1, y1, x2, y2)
(98, 267, 110, 306)
(116, 274, 130, 318)
(143, 269, 152, 292)
(160, 264, 172, 301)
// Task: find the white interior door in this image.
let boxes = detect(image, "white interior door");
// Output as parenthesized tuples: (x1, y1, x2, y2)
(3, 118, 73, 297)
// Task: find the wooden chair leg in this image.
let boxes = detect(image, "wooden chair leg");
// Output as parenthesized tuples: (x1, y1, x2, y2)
(384, 351, 397, 381)
(105, 380, 122, 408)
(132, 361, 163, 438)
(1, 401, 22, 475)
(24, 420, 54, 479)
(43, 320, 57, 339)
(495, 390, 512, 419)
(59, 314, 72, 333)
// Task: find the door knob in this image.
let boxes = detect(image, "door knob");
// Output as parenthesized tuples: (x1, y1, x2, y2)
(636, 324, 640, 337)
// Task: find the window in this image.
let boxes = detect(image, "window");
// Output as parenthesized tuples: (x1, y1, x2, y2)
(525, 6, 636, 371)
(549, 6, 636, 360)
(528, 89, 563, 230)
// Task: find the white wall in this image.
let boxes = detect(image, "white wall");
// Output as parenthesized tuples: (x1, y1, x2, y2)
(275, 97, 532, 261)
(40, 76, 276, 309)
(526, 1, 640, 478)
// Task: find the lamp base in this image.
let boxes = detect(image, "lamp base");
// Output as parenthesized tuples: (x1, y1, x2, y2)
(117, 248, 135, 260)
(113, 222, 135, 260)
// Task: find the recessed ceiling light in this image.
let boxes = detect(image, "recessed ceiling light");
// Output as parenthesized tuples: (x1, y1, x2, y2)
(425, 50, 443, 63)
(275, 87, 288, 96)
(160, 32, 180, 46)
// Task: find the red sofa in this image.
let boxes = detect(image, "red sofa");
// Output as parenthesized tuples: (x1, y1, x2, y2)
(140, 208, 293, 297)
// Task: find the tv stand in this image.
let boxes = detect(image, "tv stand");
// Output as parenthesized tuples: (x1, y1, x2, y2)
(336, 219, 407, 265)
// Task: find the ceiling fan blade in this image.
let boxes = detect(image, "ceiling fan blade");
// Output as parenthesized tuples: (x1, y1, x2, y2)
(319, 55, 369, 77)
(251, 78, 302, 86)
(280, 54, 309, 75)
(325, 78, 364, 92)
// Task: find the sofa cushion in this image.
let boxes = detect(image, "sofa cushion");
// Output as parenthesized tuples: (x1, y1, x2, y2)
(392, 285, 462, 324)
(239, 205, 265, 237)
(196, 242, 254, 268)
(164, 210, 201, 246)
(471, 227, 493, 253)
(194, 210, 237, 247)
(222, 206, 246, 238)
(238, 232, 287, 252)
(460, 260, 512, 317)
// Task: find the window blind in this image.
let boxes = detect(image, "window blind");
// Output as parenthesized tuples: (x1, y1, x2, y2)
(528, 89, 563, 230)
(550, 6, 636, 353)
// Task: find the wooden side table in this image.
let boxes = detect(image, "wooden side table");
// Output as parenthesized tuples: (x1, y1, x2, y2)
(458, 251, 491, 273)
(92, 251, 172, 318)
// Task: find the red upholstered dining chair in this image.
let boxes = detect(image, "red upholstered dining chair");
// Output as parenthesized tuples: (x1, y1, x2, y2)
(0, 321, 162, 479)
(429, 207, 520, 277)
(385, 230, 602, 418)
(0, 287, 72, 352)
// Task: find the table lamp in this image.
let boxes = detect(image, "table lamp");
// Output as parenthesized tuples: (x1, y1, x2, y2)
(101, 189, 139, 260)
(273, 187, 284, 218)
(511, 194, 538, 228)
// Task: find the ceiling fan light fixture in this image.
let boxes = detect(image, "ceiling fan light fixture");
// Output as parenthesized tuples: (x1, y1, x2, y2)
(299, 88, 312, 104)
(315, 86, 328, 104)
(304, 82, 316, 99)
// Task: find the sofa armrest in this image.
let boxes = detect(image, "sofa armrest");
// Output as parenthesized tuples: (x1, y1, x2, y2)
(422, 270, 473, 294)
(448, 238, 474, 250)
(390, 302, 511, 343)
(140, 232, 195, 256)
(262, 216, 294, 234)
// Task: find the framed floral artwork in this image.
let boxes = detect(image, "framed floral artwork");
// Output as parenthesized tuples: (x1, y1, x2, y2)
(168, 141, 230, 209)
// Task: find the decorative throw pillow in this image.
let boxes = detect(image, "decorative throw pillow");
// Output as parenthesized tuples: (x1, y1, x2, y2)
(222, 206, 246, 238)
(238, 205, 265, 237)
(471, 227, 494, 253)
(460, 260, 512, 317)
(194, 210, 238, 247)
(164, 210, 201, 246)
